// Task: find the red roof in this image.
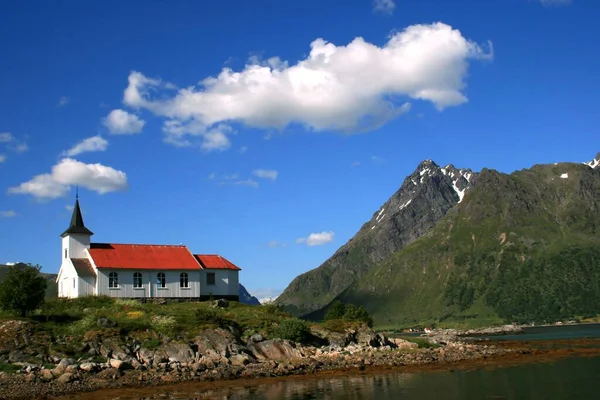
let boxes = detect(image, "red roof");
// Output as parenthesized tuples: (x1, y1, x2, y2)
(194, 254, 241, 271)
(89, 243, 201, 270)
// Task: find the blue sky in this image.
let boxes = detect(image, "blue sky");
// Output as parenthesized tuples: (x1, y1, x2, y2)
(1, 0, 598, 301)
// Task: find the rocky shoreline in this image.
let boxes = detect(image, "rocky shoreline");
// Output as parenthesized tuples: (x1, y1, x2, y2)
(0, 319, 522, 400)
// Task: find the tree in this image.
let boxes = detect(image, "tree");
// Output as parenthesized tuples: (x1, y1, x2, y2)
(0, 263, 47, 317)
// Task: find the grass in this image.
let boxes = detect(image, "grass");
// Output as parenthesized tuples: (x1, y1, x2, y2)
(0, 362, 21, 374)
(0, 296, 306, 346)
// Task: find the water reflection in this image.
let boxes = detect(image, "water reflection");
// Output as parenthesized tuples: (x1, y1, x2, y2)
(57, 356, 600, 400)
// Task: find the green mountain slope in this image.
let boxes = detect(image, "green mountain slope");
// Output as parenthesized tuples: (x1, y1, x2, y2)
(276, 160, 476, 316)
(339, 160, 600, 327)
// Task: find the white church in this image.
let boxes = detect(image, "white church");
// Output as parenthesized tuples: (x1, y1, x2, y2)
(56, 197, 241, 301)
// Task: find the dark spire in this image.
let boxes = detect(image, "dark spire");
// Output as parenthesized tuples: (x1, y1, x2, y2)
(61, 198, 93, 237)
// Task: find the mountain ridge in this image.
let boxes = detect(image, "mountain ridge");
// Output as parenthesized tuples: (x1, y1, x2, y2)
(277, 151, 600, 326)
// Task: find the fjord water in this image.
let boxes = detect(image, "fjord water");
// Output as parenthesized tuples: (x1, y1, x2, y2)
(65, 324, 600, 400)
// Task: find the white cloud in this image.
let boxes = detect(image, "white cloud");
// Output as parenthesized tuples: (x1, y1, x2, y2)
(296, 231, 335, 246)
(163, 120, 232, 151)
(5, 262, 16, 266)
(234, 179, 259, 188)
(8, 158, 128, 200)
(267, 240, 287, 248)
(103, 109, 145, 134)
(539, 0, 572, 6)
(0, 210, 16, 218)
(0, 132, 13, 143)
(57, 96, 70, 107)
(63, 135, 108, 156)
(373, 0, 395, 15)
(253, 169, 278, 180)
(65, 204, 74, 211)
(12, 143, 28, 153)
(239, 146, 248, 153)
(122, 23, 492, 146)
(0, 154, 5, 163)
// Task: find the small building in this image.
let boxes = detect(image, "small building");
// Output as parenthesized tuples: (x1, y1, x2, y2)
(56, 198, 240, 301)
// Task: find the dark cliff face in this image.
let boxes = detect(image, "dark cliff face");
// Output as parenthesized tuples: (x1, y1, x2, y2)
(239, 284, 261, 305)
(276, 160, 478, 316)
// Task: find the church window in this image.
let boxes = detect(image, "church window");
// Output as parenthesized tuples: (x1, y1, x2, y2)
(157, 272, 166, 288)
(109, 272, 119, 288)
(180, 273, 189, 288)
(64, 248, 67, 259)
(133, 272, 143, 288)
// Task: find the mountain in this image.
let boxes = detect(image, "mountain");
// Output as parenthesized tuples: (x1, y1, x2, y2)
(276, 160, 477, 316)
(0, 264, 58, 298)
(239, 283, 261, 305)
(277, 152, 600, 327)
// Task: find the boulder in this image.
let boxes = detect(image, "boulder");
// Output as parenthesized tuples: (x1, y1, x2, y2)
(97, 317, 117, 328)
(211, 299, 229, 308)
(390, 338, 419, 349)
(40, 369, 55, 381)
(79, 362, 96, 372)
(56, 373, 75, 384)
(229, 353, 255, 366)
(249, 334, 265, 343)
(194, 328, 238, 358)
(160, 343, 195, 364)
(247, 339, 303, 360)
(96, 368, 122, 380)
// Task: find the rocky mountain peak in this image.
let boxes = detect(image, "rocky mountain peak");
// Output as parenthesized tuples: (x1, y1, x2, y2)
(584, 152, 600, 169)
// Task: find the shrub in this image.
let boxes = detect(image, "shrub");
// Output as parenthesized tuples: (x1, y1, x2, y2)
(0, 263, 47, 317)
(273, 318, 311, 343)
(0, 362, 21, 374)
(150, 315, 177, 334)
(194, 308, 232, 328)
(68, 315, 98, 335)
(142, 339, 162, 349)
(115, 299, 143, 309)
(325, 301, 373, 327)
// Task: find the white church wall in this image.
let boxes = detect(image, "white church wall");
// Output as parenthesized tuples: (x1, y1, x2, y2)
(200, 269, 239, 297)
(96, 269, 201, 298)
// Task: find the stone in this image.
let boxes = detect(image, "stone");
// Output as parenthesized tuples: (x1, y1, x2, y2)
(249, 334, 265, 343)
(194, 328, 238, 359)
(109, 358, 123, 369)
(97, 317, 117, 328)
(79, 362, 96, 372)
(161, 343, 195, 364)
(65, 364, 79, 373)
(230, 353, 254, 366)
(56, 373, 74, 384)
(40, 369, 55, 381)
(247, 339, 303, 360)
(211, 299, 229, 308)
(96, 368, 122, 380)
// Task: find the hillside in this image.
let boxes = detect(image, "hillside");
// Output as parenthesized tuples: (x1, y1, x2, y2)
(278, 152, 600, 327)
(276, 160, 477, 316)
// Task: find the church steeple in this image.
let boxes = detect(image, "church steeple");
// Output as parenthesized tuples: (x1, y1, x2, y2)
(61, 196, 94, 237)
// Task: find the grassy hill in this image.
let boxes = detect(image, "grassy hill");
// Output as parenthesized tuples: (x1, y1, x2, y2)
(338, 162, 600, 328)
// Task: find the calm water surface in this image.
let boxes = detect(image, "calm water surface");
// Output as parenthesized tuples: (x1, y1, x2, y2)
(58, 324, 600, 400)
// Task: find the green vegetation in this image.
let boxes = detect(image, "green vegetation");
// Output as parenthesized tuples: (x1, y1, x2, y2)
(0, 362, 21, 374)
(0, 263, 47, 317)
(0, 296, 325, 349)
(400, 337, 440, 349)
(334, 163, 600, 328)
(272, 318, 311, 343)
(325, 301, 374, 327)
